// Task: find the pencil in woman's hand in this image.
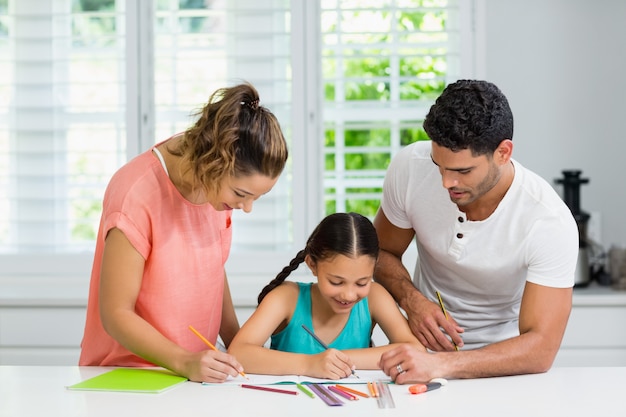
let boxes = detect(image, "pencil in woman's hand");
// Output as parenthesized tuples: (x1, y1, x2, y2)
(188, 325, 249, 379)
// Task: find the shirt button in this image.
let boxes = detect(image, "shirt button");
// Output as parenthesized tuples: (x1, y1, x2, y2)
(458, 216, 464, 223)
(456, 233, 464, 239)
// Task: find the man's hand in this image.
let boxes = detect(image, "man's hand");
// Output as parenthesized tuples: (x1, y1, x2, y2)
(378, 344, 439, 384)
(406, 295, 464, 352)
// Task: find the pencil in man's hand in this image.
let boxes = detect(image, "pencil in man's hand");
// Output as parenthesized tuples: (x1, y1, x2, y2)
(188, 325, 249, 379)
(435, 291, 459, 351)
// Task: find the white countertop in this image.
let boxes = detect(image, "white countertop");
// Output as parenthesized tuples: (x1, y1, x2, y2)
(1, 366, 624, 417)
(571, 282, 626, 305)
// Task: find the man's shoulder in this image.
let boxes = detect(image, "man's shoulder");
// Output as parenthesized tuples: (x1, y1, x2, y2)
(389, 141, 433, 172)
(512, 160, 567, 207)
(509, 161, 577, 236)
(402, 140, 431, 157)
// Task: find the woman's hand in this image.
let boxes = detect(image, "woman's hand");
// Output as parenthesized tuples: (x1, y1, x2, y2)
(182, 349, 245, 383)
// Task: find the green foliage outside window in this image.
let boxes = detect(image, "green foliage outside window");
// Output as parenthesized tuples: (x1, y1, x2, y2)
(322, 3, 449, 218)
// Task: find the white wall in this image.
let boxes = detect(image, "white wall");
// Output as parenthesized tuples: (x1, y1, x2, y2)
(481, 0, 626, 250)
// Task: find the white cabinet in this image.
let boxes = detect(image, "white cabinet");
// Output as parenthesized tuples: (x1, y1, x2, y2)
(1, 284, 625, 366)
(554, 287, 626, 366)
(0, 307, 84, 365)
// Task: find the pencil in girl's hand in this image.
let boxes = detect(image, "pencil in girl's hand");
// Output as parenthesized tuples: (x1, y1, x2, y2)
(301, 324, 360, 379)
(188, 325, 249, 380)
(301, 324, 330, 349)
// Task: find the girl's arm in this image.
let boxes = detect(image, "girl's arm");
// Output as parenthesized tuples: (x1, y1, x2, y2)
(227, 283, 355, 379)
(341, 282, 425, 369)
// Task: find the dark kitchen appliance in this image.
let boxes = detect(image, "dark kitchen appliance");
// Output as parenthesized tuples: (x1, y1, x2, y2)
(555, 170, 590, 287)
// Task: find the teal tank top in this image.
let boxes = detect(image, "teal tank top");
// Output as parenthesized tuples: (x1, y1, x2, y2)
(270, 282, 372, 353)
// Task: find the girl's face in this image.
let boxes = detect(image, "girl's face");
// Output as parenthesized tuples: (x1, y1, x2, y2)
(210, 173, 278, 213)
(307, 254, 375, 314)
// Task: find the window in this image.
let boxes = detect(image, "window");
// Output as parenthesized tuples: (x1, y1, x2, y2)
(0, 0, 472, 305)
(322, 1, 462, 217)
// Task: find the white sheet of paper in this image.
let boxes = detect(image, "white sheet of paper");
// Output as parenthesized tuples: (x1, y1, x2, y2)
(202, 369, 391, 386)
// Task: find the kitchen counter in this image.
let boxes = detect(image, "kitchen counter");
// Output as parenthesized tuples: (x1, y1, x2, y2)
(1, 278, 625, 308)
(572, 282, 626, 305)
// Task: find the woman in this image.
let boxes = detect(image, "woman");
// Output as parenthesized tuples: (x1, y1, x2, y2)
(79, 83, 288, 383)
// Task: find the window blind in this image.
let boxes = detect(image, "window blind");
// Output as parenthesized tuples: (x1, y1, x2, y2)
(151, 0, 294, 252)
(321, 0, 461, 218)
(0, 0, 295, 260)
(0, 0, 468, 304)
(0, 0, 126, 254)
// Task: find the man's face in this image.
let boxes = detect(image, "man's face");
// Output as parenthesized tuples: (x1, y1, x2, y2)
(430, 142, 501, 207)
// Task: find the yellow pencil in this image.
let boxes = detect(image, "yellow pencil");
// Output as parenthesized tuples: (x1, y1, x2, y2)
(435, 291, 459, 351)
(188, 325, 249, 379)
(367, 381, 379, 397)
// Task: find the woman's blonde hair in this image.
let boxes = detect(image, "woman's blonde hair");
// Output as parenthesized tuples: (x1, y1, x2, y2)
(171, 82, 288, 192)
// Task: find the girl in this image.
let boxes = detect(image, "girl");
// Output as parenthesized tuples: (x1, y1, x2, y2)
(79, 83, 288, 383)
(228, 212, 424, 379)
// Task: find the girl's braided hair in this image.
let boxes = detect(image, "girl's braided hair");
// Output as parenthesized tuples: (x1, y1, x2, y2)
(257, 212, 379, 305)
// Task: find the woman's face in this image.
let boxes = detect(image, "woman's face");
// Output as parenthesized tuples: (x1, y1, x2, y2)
(210, 173, 278, 213)
(307, 254, 375, 315)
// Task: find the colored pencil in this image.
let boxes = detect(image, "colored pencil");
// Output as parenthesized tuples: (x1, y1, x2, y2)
(375, 381, 395, 409)
(188, 325, 249, 379)
(329, 385, 358, 400)
(310, 383, 343, 406)
(335, 384, 369, 398)
(241, 384, 298, 396)
(296, 383, 315, 398)
(301, 324, 360, 379)
(435, 291, 459, 351)
(367, 381, 378, 397)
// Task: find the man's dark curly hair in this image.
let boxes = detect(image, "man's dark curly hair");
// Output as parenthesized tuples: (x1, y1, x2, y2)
(423, 80, 514, 156)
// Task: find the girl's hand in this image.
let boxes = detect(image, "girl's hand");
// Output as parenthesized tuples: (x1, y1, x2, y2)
(182, 349, 245, 383)
(306, 349, 354, 379)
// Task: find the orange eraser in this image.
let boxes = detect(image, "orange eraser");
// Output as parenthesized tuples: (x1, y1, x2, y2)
(408, 384, 428, 395)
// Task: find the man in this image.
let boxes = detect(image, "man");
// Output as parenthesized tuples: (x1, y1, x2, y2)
(374, 80, 578, 382)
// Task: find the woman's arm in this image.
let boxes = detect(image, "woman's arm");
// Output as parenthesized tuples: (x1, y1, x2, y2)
(99, 228, 242, 382)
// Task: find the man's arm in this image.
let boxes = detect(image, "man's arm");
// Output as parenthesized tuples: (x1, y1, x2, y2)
(372, 208, 418, 309)
(380, 281, 573, 382)
(373, 208, 463, 351)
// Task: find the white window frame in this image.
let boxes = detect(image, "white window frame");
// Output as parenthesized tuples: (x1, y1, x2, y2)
(0, 0, 483, 307)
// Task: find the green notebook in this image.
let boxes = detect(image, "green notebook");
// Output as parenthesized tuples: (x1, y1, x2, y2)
(67, 368, 188, 393)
